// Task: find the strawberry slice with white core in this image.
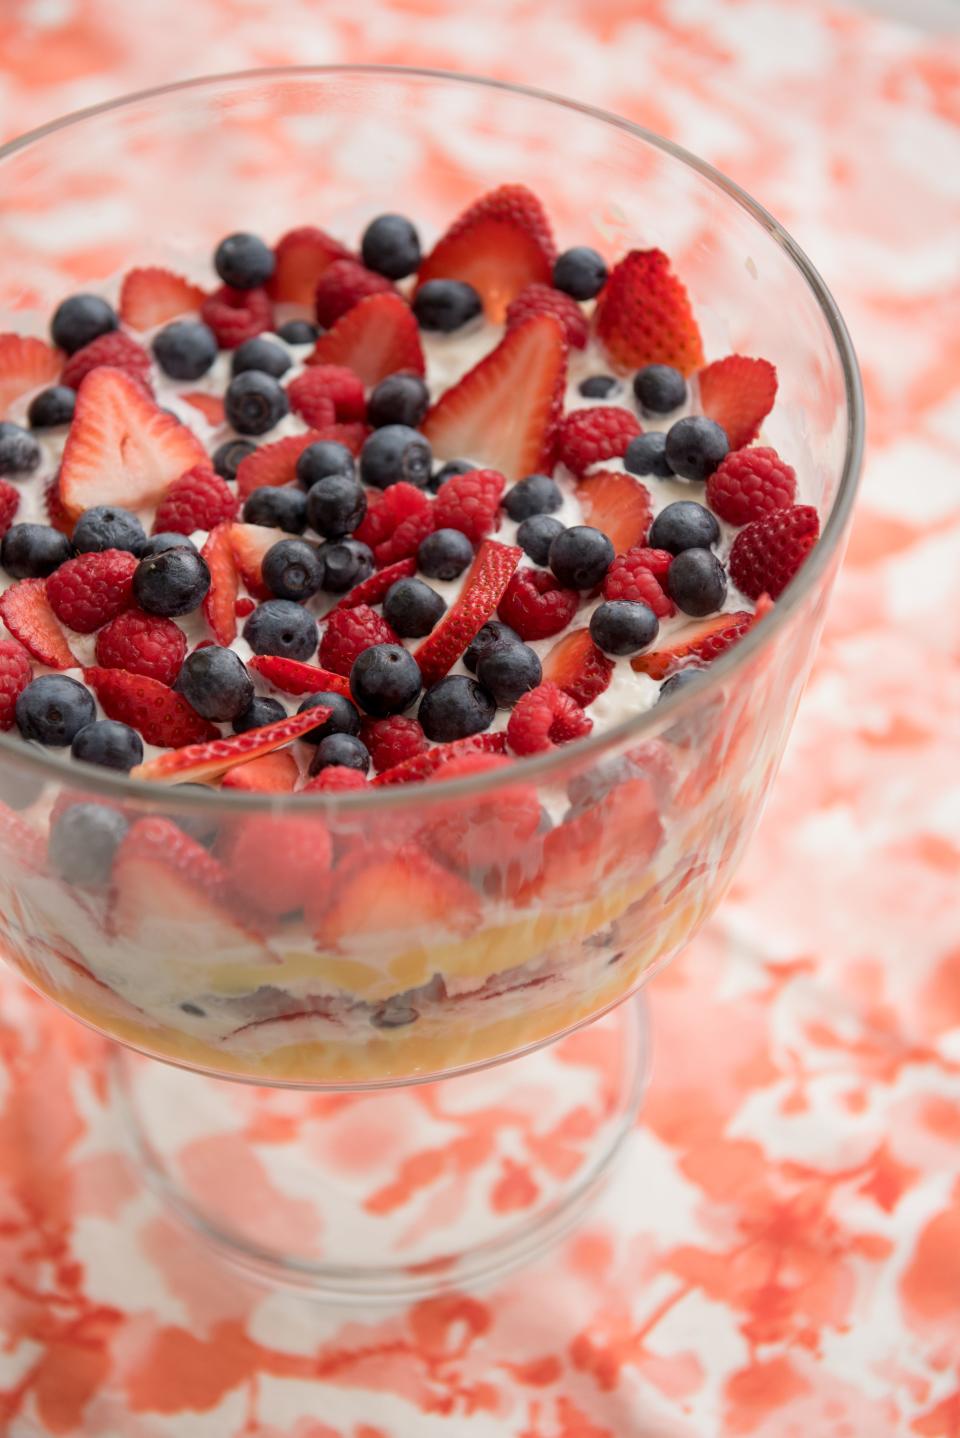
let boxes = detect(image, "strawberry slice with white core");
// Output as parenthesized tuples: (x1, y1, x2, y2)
(85, 667, 219, 748)
(233, 430, 329, 500)
(306, 293, 425, 386)
(0, 334, 62, 419)
(267, 226, 353, 306)
(413, 539, 521, 688)
(697, 355, 778, 451)
(630, 610, 756, 681)
(422, 314, 566, 481)
(202, 523, 239, 646)
(372, 732, 508, 786)
(228, 521, 286, 599)
(220, 750, 300, 793)
(0, 579, 78, 670)
(576, 469, 653, 555)
(309, 843, 482, 947)
(58, 366, 207, 520)
(130, 706, 330, 784)
(119, 267, 206, 330)
(246, 655, 352, 699)
(541, 627, 614, 708)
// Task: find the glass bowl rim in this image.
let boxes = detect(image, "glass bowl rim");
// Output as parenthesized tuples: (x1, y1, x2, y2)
(0, 63, 864, 816)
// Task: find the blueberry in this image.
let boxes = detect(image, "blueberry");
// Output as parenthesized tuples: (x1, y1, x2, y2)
(152, 320, 218, 380)
(243, 485, 307, 534)
(277, 319, 320, 345)
(213, 438, 257, 481)
(633, 364, 686, 415)
(549, 525, 614, 589)
(429, 458, 475, 494)
(659, 668, 705, 702)
(50, 294, 117, 354)
(666, 548, 728, 617)
(417, 527, 473, 580)
(139, 532, 199, 560)
(16, 674, 95, 746)
(350, 643, 422, 717)
(503, 473, 561, 522)
(665, 416, 729, 481)
(73, 506, 145, 556)
(361, 213, 421, 280)
(648, 500, 720, 555)
(232, 695, 287, 734)
(624, 431, 672, 479)
(552, 246, 607, 300)
(261, 537, 324, 601)
(1, 523, 72, 578)
(296, 439, 356, 491)
(317, 538, 374, 593)
(418, 674, 494, 742)
(225, 371, 289, 436)
(589, 600, 659, 656)
(71, 719, 143, 772)
(296, 690, 361, 744)
(309, 732, 370, 775)
(578, 374, 620, 400)
(133, 546, 210, 616)
(305, 472, 366, 539)
(412, 279, 483, 332)
(28, 385, 76, 429)
(175, 645, 253, 722)
(463, 620, 521, 674)
(383, 577, 446, 638)
(243, 599, 318, 660)
(517, 514, 565, 566)
(0, 422, 41, 476)
(231, 336, 291, 379)
(476, 642, 542, 706)
(214, 232, 275, 290)
(367, 373, 430, 429)
(360, 425, 432, 490)
(48, 803, 129, 887)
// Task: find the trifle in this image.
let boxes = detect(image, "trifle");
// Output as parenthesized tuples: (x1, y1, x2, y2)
(0, 72, 857, 1089)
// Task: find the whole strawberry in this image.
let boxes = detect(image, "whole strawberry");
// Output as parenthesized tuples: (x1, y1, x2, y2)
(46, 549, 138, 633)
(729, 504, 819, 599)
(153, 465, 238, 535)
(706, 446, 796, 526)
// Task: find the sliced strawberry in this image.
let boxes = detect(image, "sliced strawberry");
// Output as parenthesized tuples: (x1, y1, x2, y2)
(412, 539, 521, 688)
(697, 355, 778, 450)
(576, 469, 652, 554)
(181, 392, 225, 426)
(246, 655, 352, 698)
(44, 476, 74, 536)
(228, 522, 285, 599)
(307, 293, 424, 386)
(421, 314, 566, 480)
(0, 334, 62, 419)
(0, 580, 78, 670)
(130, 706, 329, 784)
(234, 429, 328, 499)
(416, 184, 555, 322)
(309, 843, 481, 946)
(308, 422, 369, 456)
(220, 750, 299, 793)
(594, 248, 704, 376)
(267, 226, 353, 306)
(372, 732, 507, 787)
(59, 367, 207, 520)
(201, 523, 239, 646)
(85, 667, 218, 748)
(334, 556, 417, 610)
(630, 610, 756, 681)
(541, 627, 614, 708)
(119, 267, 206, 330)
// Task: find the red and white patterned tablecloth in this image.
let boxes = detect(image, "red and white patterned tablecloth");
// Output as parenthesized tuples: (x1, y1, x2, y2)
(0, 2, 958, 1434)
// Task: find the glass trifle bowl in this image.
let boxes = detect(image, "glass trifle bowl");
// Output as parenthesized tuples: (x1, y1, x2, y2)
(0, 67, 862, 1294)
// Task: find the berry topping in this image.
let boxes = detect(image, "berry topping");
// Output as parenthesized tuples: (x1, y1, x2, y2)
(664, 415, 729, 481)
(119, 267, 206, 330)
(417, 526, 473, 581)
(49, 802, 129, 887)
(316, 538, 375, 592)
(200, 284, 274, 349)
(288, 364, 366, 426)
(72, 505, 145, 557)
(413, 538, 521, 687)
(362, 213, 422, 279)
(243, 599, 318, 661)
(556, 405, 641, 477)
(296, 438, 356, 491)
(1, 523, 73, 579)
(0, 422, 41, 479)
(0, 578, 78, 669)
(706, 446, 797, 526)
(224, 370, 289, 436)
(594, 248, 704, 375)
(423, 314, 566, 480)
(175, 645, 253, 722)
(71, 718, 143, 772)
(575, 469, 652, 554)
(95, 608, 187, 686)
(214, 231, 275, 290)
(213, 438, 257, 481)
(506, 681, 592, 755)
(648, 500, 720, 554)
(227, 520, 283, 597)
(16, 674, 95, 747)
(350, 642, 422, 717)
(277, 319, 320, 345)
(578, 374, 620, 400)
(228, 816, 333, 919)
(232, 696, 288, 736)
(371, 730, 507, 786)
(236, 429, 330, 498)
(624, 431, 672, 478)
(430, 458, 475, 493)
(46, 548, 137, 632)
(131, 706, 329, 784)
(267, 226, 352, 306)
(476, 640, 542, 707)
(246, 654, 351, 698)
(354, 480, 428, 550)
(360, 714, 427, 773)
(295, 689, 360, 744)
(729, 504, 820, 600)
(360, 425, 432, 491)
(368, 372, 431, 429)
(383, 576, 446, 638)
(602, 546, 676, 618)
(0, 334, 63, 419)
(0, 639, 32, 732)
(85, 666, 217, 747)
(419, 674, 495, 742)
(152, 320, 218, 381)
(506, 282, 588, 349)
(549, 524, 614, 589)
(309, 732, 370, 776)
(412, 279, 483, 333)
(0, 480, 18, 539)
(463, 619, 521, 674)
(631, 606, 761, 680)
(517, 514, 565, 566)
(262, 538, 324, 601)
(307, 293, 425, 386)
(51, 294, 118, 355)
(541, 626, 614, 707)
(153, 466, 238, 536)
(432, 466, 504, 544)
(314, 258, 396, 327)
(232, 335, 291, 379)
(334, 555, 417, 610)
(497, 565, 578, 641)
(320, 604, 398, 677)
(311, 844, 481, 948)
(301, 765, 368, 793)
(553, 246, 607, 300)
(633, 363, 687, 415)
(243, 485, 307, 534)
(697, 354, 777, 451)
(221, 750, 299, 792)
(589, 599, 659, 655)
(61, 331, 152, 392)
(28, 384, 75, 429)
(503, 472, 561, 522)
(667, 548, 728, 616)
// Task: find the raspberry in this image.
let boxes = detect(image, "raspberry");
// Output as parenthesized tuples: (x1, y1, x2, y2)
(200, 285, 274, 349)
(61, 331, 152, 391)
(375, 507, 436, 567)
(0, 639, 32, 731)
(319, 604, 398, 677)
(505, 283, 587, 349)
(354, 482, 430, 551)
(314, 259, 395, 327)
(507, 681, 592, 755)
(432, 468, 505, 545)
(95, 608, 188, 686)
(497, 567, 578, 641)
(152, 465, 238, 535)
(301, 766, 369, 793)
(361, 715, 427, 773)
(729, 504, 820, 600)
(0, 480, 19, 539)
(602, 546, 676, 617)
(228, 816, 333, 918)
(706, 446, 797, 527)
(556, 406, 641, 477)
(287, 365, 366, 425)
(235, 596, 256, 619)
(46, 549, 138, 633)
